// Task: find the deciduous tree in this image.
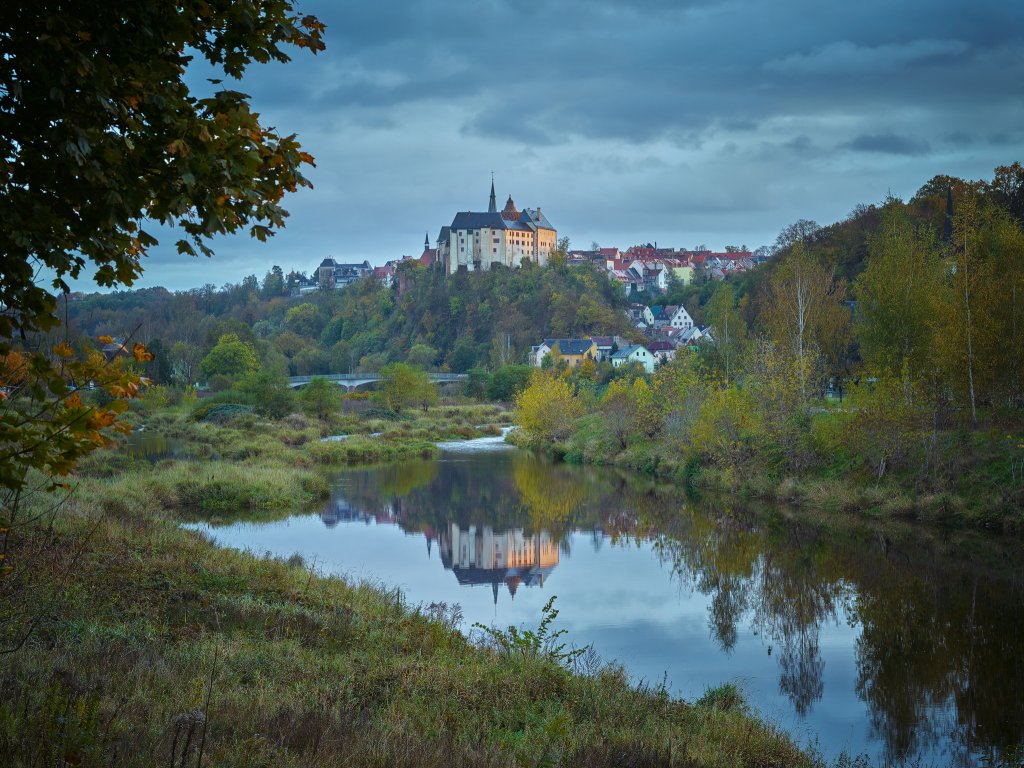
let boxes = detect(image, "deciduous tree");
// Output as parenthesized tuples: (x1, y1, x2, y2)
(375, 363, 429, 414)
(855, 201, 943, 383)
(299, 377, 341, 420)
(514, 371, 584, 447)
(763, 243, 850, 405)
(200, 333, 260, 380)
(0, 0, 323, 492)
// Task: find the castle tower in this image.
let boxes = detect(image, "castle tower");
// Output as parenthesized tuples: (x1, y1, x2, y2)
(501, 195, 519, 221)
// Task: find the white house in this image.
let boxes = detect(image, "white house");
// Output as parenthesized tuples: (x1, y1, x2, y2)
(676, 326, 708, 346)
(610, 344, 655, 374)
(669, 305, 695, 330)
(530, 342, 552, 367)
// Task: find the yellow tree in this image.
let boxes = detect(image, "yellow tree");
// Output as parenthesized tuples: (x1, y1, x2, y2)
(514, 371, 584, 447)
(762, 243, 850, 406)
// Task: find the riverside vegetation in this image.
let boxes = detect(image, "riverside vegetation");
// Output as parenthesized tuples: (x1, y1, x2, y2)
(0, 394, 826, 768)
(513, 176, 1024, 533)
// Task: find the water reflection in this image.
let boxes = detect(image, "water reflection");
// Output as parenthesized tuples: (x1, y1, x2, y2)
(211, 449, 1024, 765)
(439, 524, 559, 602)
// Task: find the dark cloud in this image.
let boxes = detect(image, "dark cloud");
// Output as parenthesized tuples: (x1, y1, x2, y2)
(110, 0, 1024, 291)
(843, 133, 932, 156)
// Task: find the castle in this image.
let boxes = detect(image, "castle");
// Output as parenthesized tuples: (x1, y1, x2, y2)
(435, 180, 557, 274)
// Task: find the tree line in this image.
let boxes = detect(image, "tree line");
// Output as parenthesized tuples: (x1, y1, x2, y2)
(514, 165, 1024, 528)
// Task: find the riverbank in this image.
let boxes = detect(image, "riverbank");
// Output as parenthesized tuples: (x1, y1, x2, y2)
(0, 406, 822, 767)
(510, 408, 1024, 534)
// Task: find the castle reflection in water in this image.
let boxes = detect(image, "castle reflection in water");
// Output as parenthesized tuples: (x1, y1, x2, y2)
(320, 497, 559, 604)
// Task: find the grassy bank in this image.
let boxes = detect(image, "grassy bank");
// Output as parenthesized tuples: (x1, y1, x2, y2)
(0, 405, 821, 767)
(511, 410, 1024, 534)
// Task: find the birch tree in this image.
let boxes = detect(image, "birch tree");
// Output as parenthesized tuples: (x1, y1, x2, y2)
(763, 244, 849, 406)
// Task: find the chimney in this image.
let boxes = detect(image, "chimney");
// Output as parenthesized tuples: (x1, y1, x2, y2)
(536, 207, 542, 220)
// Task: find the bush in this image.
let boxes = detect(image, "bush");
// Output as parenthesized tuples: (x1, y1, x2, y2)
(201, 403, 256, 424)
(189, 391, 255, 421)
(486, 365, 533, 401)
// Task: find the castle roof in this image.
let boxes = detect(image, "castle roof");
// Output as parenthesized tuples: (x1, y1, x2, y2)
(501, 195, 520, 221)
(520, 207, 554, 230)
(450, 211, 509, 230)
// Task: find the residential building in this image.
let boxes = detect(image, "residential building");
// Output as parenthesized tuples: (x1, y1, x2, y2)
(611, 344, 655, 374)
(669, 305, 695, 330)
(317, 258, 372, 289)
(590, 335, 629, 362)
(647, 339, 677, 365)
(531, 338, 598, 368)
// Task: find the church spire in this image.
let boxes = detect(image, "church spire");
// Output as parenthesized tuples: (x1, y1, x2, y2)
(488, 173, 497, 213)
(424, 231, 430, 250)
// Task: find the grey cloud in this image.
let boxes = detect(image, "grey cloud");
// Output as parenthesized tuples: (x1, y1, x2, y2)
(843, 133, 931, 156)
(765, 39, 970, 75)
(124, 0, 1024, 290)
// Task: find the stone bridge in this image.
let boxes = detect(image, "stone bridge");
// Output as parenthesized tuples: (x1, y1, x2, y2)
(287, 372, 468, 391)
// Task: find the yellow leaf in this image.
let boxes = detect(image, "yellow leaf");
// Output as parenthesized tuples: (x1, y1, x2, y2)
(133, 342, 154, 362)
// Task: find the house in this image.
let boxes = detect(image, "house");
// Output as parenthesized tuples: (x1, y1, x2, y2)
(317, 258, 372, 289)
(643, 305, 674, 328)
(590, 335, 629, 362)
(676, 326, 708, 346)
(611, 344, 655, 374)
(668, 305, 695, 330)
(647, 340, 676, 365)
(643, 267, 667, 294)
(666, 263, 693, 286)
(372, 264, 396, 287)
(532, 338, 598, 368)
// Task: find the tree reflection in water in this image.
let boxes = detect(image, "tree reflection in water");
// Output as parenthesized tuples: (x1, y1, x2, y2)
(323, 451, 1024, 766)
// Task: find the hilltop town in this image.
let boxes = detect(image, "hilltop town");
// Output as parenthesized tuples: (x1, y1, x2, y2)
(276, 182, 768, 369)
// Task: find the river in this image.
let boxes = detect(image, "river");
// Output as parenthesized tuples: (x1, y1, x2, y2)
(192, 436, 1024, 766)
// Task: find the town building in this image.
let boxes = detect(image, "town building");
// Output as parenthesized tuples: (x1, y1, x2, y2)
(317, 258, 372, 290)
(531, 338, 598, 368)
(611, 344, 655, 374)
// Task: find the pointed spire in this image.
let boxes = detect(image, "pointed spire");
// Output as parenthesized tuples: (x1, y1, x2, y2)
(488, 172, 497, 213)
(424, 231, 430, 250)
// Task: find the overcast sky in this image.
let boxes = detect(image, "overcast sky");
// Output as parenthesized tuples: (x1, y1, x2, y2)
(131, 0, 1023, 290)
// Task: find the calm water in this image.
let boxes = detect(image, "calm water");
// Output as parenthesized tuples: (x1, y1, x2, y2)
(193, 438, 1024, 767)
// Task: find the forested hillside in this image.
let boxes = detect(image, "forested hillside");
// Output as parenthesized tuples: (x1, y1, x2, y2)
(56, 261, 634, 383)
(512, 163, 1024, 529)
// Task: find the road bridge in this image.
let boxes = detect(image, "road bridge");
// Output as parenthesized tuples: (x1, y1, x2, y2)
(287, 372, 468, 390)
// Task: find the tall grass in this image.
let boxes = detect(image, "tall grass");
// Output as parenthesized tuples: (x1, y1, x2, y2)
(0, 404, 820, 767)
